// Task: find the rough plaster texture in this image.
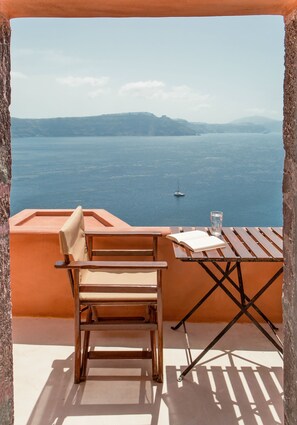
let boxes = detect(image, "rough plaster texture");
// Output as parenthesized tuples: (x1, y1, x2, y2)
(283, 9, 297, 425)
(0, 17, 13, 425)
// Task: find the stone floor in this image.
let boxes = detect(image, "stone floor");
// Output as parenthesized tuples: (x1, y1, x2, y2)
(13, 318, 283, 425)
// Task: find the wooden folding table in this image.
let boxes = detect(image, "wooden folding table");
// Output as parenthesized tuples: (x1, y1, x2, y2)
(171, 226, 283, 381)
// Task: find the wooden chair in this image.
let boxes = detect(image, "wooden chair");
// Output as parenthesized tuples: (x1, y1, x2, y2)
(55, 206, 167, 383)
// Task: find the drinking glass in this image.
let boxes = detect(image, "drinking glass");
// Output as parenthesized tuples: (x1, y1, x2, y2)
(210, 211, 223, 237)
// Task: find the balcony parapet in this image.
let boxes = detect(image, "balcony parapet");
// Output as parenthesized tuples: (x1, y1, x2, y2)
(9, 208, 132, 234)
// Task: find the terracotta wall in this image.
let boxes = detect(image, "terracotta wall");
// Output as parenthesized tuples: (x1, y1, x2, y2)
(10, 210, 283, 323)
(2, 0, 297, 19)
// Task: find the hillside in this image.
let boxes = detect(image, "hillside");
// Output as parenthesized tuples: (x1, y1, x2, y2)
(11, 112, 282, 137)
(11, 113, 196, 138)
(185, 115, 282, 134)
(230, 116, 282, 132)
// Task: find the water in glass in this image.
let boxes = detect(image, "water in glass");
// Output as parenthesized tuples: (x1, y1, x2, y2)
(210, 211, 223, 237)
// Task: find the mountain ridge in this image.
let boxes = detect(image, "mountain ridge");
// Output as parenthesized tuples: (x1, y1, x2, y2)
(11, 112, 282, 138)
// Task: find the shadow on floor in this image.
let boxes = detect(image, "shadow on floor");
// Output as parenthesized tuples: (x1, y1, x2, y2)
(24, 352, 283, 425)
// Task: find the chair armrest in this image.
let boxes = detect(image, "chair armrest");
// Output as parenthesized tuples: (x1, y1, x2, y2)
(55, 260, 167, 270)
(85, 230, 163, 238)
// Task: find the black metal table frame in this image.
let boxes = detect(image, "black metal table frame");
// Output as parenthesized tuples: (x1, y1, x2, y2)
(172, 260, 283, 381)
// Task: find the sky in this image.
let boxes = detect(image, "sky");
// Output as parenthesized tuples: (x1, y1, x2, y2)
(10, 15, 285, 123)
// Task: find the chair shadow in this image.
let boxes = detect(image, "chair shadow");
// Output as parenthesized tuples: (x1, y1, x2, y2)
(25, 353, 163, 425)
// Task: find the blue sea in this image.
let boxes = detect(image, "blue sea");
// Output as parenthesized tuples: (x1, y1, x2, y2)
(11, 133, 284, 227)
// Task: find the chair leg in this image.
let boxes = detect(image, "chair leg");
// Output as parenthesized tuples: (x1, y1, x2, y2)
(149, 305, 158, 380)
(157, 302, 163, 383)
(157, 333, 163, 383)
(81, 307, 92, 380)
(74, 309, 81, 384)
(150, 330, 157, 380)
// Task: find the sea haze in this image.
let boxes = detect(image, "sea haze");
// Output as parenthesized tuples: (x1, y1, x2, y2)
(11, 133, 283, 227)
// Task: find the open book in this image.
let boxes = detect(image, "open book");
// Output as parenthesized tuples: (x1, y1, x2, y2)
(166, 229, 226, 252)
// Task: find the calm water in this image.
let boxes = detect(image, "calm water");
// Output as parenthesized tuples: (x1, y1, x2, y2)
(11, 133, 284, 227)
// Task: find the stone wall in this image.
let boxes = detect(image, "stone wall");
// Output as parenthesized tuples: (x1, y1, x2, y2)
(283, 9, 297, 425)
(0, 16, 13, 425)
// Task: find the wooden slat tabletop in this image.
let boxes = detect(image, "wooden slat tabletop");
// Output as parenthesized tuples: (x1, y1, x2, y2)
(259, 227, 283, 250)
(172, 227, 283, 262)
(246, 227, 283, 259)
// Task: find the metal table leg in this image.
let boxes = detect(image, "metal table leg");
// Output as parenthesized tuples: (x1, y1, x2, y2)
(171, 263, 236, 330)
(178, 263, 283, 381)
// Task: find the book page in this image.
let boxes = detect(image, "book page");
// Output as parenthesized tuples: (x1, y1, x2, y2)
(166, 229, 208, 244)
(182, 235, 226, 252)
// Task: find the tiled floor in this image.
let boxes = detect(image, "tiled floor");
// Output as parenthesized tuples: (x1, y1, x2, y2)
(13, 318, 283, 425)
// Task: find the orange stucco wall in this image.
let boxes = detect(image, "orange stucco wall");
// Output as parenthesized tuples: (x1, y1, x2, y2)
(10, 210, 283, 323)
(2, 0, 297, 19)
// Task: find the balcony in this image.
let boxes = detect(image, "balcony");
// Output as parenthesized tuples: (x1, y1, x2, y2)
(10, 209, 284, 424)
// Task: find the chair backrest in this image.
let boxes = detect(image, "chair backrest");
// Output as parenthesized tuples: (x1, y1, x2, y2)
(59, 206, 89, 262)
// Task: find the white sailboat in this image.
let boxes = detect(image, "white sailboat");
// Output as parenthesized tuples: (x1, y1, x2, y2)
(174, 181, 185, 197)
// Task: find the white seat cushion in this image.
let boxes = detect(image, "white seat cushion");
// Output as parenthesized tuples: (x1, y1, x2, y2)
(79, 269, 158, 302)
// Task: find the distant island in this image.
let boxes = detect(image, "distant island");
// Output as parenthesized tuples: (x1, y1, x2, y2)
(11, 112, 282, 138)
